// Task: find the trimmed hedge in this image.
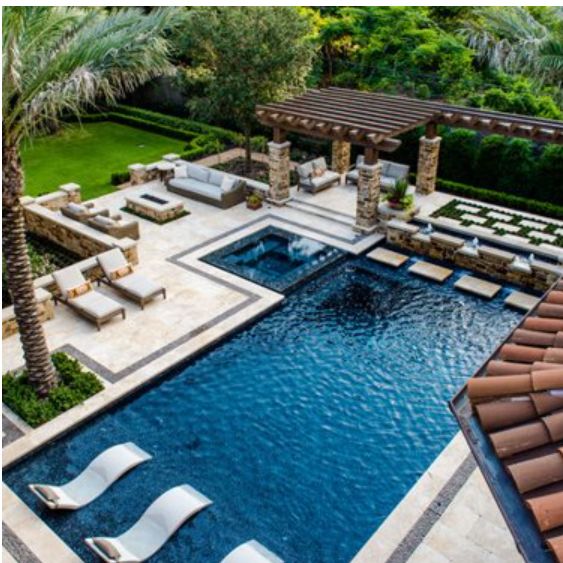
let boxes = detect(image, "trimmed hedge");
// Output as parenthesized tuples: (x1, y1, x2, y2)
(2, 352, 103, 427)
(435, 178, 563, 220)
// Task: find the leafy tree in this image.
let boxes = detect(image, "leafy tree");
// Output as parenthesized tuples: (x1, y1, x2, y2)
(179, 7, 315, 173)
(2, 7, 177, 396)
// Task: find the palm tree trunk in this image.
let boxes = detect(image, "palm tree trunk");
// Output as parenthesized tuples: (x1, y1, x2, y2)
(2, 141, 56, 397)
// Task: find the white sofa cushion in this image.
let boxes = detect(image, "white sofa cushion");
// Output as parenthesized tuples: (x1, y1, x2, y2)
(169, 178, 222, 200)
(208, 170, 224, 186)
(187, 164, 210, 183)
(174, 166, 188, 179)
(221, 176, 238, 193)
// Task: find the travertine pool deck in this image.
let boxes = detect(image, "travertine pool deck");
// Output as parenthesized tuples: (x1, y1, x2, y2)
(3, 175, 526, 562)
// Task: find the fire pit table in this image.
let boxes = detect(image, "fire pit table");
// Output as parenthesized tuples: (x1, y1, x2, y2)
(125, 192, 186, 223)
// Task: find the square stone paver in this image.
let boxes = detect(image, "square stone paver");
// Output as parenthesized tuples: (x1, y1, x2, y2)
(555, 228, 563, 237)
(529, 230, 556, 242)
(505, 291, 540, 312)
(408, 261, 453, 283)
(454, 275, 502, 299)
(367, 247, 409, 268)
(487, 210, 514, 222)
(493, 222, 521, 233)
(469, 225, 495, 236)
(521, 219, 547, 230)
(461, 213, 487, 225)
(457, 203, 482, 214)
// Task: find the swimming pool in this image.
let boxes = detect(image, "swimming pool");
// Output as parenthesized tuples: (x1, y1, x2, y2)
(4, 256, 522, 562)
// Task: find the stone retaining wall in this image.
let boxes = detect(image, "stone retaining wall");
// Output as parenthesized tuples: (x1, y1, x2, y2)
(2, 289, 54, 340)
(387, 219, 561, 291)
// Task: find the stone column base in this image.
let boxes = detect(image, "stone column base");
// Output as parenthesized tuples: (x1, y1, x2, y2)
(268, 141, 291, 204)
(355, 162, 382, 232)
(416, 136, 441, 195)
(332, 140, 351, 175)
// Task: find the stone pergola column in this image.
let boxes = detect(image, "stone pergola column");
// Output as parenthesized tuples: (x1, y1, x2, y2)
(268, 128, 291, 205)
(331, 140, 351, 175)
(416, 122, 442, 195)
(354, 148, 382, 233)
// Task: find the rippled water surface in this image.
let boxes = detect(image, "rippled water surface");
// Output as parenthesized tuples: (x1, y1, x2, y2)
(4, 257, 521, 562)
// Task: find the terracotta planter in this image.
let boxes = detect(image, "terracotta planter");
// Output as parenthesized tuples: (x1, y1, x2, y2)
(246, 200, 263, 210)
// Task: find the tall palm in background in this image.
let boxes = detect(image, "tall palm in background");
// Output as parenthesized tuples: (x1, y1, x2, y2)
(3, 7, 178, 396)
(462, 7, 563, 88)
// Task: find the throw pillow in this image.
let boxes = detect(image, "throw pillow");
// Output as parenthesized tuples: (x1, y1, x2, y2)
(221, 176, 237, 192)
(67, 281, 92, 299)
(110, 264, 133, 280)
(174, 166, 188, 179)
(312, 163, 325, 178)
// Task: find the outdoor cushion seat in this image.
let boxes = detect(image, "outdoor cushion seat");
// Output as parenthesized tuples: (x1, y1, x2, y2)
(346, 155, 410, 191)
(71, 291, 124, 319)
(61, 202, 109, 223)
(113, 273, 163, 301)
(88, 214, 140, 240)
(166, 163, 245, 209)
(297, 157, 340, 193)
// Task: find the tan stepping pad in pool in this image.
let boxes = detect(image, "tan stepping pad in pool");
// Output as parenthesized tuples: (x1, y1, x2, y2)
(505, 291, 541, 312)
(408, 261, 453, 282)
(367, 247, 408, 268)
(455, 275, 502, 299)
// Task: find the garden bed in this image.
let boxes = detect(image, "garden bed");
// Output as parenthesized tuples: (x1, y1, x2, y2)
(212, 156, 269, 183)
(2, 352, 104, 427)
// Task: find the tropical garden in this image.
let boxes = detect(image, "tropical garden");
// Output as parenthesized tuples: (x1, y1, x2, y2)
(2, 6, 563, 402)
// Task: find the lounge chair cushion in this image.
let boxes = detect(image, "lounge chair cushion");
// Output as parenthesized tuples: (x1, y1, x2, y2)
(187, 164, 210, 183)
(67, 281, 92, 299)
(53, 267, 89, 299)
(97, 249, 127, 278)
(91, 215, 115, 227)
(208, 170, 224, 186)
(296, 161, 313, 180)
(113, 273, 163, 300)
(67, 202, 86, 213)
(71, 292, 123, 318)
(92, 538, 122, 561)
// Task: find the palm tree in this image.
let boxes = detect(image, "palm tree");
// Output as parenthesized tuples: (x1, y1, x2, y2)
(3, 7, 178, 397)
(461, 7, 563, 87)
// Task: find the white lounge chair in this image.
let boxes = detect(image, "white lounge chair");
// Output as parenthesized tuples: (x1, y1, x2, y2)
(222, 540, 284, 563)
(53, 266, 126, 330)
(85, 484, 212, 562)
(97, 248, 166, 309)
(29, 442, 151, 510)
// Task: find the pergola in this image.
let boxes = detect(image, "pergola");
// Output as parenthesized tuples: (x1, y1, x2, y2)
(256, 87, 563, 232)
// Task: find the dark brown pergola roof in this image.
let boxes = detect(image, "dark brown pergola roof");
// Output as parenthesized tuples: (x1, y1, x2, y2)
(256, 87, 563, 149)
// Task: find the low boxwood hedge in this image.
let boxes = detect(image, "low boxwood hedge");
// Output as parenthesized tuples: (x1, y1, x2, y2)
(3, 352, 103, 427)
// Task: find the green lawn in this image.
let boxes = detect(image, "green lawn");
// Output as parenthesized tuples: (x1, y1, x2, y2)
(21, 121, 186, 200)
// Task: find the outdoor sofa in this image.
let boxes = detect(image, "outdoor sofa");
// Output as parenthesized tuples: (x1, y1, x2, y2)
(296, 157, 340, 193)
(87, 213, 140, 240)
(166, 163, 246, 209)
(346, 155, 410, 190)
(61, 202, 109, 223)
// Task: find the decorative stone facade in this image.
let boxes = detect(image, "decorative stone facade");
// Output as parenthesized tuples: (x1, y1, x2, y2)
(3, 289, 54, 340)
(416, 136, 441, 195)
(267, 141, 291, 204)
(128, 163, 159, 186)
(386, 220, 561, 291)
(331, 140, 351, 174)
(355, 162, 382, 233)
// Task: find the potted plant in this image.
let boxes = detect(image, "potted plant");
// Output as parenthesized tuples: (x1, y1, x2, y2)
(246, 193, 263, 210)
(386, 179, 413, 210)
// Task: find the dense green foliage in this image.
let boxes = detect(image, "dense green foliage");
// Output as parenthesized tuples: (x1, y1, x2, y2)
(3, 353, 103, 427)
(176, 6, 315, 170)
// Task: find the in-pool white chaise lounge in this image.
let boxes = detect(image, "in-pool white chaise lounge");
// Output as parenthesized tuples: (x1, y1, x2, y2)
(222, 540, 284, 563)
(97, 248, 166, 309)
(85, 484, 212, 562)
(29, 442, 151, 510)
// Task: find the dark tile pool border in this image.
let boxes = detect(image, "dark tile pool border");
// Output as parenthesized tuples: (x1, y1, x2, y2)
(2, 415, 24, 448)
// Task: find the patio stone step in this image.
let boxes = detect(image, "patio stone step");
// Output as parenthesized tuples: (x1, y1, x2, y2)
(408, 261, 453, 283)
(505, 291, 541, 312)
(454, 275, 502, 299)
(287, 199, 355, 226)
(367, 247, 409, 268)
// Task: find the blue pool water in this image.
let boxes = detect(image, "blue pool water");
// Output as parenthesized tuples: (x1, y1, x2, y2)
(4, 256, 521, 562)
(202, 226, 345, 292)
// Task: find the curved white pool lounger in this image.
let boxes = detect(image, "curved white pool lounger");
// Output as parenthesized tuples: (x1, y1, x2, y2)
(85, 484, 212, 562)
(29, 442, 151, 510)
(222, 540, 284, 563)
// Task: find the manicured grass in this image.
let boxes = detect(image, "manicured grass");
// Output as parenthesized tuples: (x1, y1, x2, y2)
(21, 121, 186, 201)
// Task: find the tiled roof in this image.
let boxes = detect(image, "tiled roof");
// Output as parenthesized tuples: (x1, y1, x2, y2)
(457, 280, 563, 563)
